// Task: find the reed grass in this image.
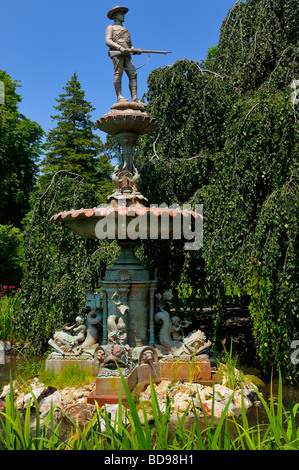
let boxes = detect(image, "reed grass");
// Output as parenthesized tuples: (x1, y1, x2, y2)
(0, 368, 298, 450)
(0, 295, 18, 341)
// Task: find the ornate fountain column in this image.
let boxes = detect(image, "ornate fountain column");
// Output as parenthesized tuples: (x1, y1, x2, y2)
(94, 99, 158, 350)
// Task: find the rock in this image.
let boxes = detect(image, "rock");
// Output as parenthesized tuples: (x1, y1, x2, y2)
(39, 390, 62, 417)
(23, 381, 46, 408)
(247, 390, 259, 403)
(192, 385, 214, 402)
(60, 387, 77, 405)
(0, 383, 11, 399)
(0, 340, 5, 364)
(137, 400, 155, 424)
(100, 403, 128, 433)
(173, 392, 191, 414)
(233, 389, 252, 409)
(62, 403, 96, 428)
(155, 380, 172, 398)
(15, 392, 26, 409)
(201, 399, 235, 419)
(214, 384, 234, 402)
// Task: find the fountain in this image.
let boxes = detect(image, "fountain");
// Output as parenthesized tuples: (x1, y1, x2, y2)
(46, 6, 216, 405)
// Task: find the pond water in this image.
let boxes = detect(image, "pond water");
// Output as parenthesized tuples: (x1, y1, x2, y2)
(0, 358, 17, 390)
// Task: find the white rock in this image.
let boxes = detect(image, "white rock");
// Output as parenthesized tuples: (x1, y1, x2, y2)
(39, 391, 62, 417)
(15, 392, 25, 409)
(0, 340, 5, 364)
(233, 389, 252, 409)
(100, 404, 128, 433)
(0, 384, 11, 399)
(202, 399, 235, 419)
(23, 382, 46, 408)
(214, 384, 234, 402)
(173, 392, 191, 414)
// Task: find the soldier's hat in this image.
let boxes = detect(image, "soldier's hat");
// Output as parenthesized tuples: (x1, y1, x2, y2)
(107, 6, 129, 20)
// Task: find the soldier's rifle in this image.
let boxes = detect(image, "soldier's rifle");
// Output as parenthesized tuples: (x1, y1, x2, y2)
(109, 48, 171, 58)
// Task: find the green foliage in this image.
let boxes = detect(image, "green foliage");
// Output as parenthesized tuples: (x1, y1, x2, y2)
(136, 0, 299, 380)
(1, 369, 298, 450)
(0, 294, 20, 341)
(0, 377, 63, 450)
(0, 225, 24, 286)
(213, 0, 299, 91)
(216, 339, 244, 389)
(13, 73, 116, 353)
(39, 363, 95, 389)
(0, 70, 44, 227)
(39, 72, 113, 198)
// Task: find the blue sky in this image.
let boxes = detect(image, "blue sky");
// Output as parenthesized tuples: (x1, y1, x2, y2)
(1, 0, 237, 141)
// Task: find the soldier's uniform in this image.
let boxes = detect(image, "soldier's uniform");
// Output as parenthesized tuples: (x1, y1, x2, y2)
(106, 6, 138, 102)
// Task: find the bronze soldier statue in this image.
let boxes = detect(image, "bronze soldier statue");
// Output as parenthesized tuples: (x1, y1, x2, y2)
(105, 6, 142, 103)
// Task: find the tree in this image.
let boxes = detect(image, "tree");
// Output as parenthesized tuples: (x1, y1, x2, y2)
(0, 70, 44, 227)
(212, 0, 299, 91)
(0, 225, 24, 286)
(137, 0, 299, 381)
(39, 73, 113, 199)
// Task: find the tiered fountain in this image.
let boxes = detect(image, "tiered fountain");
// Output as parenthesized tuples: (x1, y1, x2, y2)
(46, 6, 217, 405)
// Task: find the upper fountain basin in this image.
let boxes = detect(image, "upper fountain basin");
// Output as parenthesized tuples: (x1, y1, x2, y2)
(50, 204, 201, 242)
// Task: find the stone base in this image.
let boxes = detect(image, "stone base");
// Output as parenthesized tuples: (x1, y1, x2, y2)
(110, 100, 147, 112)
(87, 357, 219, 406)
(87, 367, 138, 406)
(45, 356, 100, 375)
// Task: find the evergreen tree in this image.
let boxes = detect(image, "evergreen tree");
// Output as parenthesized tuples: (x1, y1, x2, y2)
(0, 70, 44, 227)
(39, 73, 113, 199)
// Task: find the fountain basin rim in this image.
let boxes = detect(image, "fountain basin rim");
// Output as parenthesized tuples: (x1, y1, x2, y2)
(50, 206, 202, 222)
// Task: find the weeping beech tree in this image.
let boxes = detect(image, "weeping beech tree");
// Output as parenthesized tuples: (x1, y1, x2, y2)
(137, 0, 299, 381)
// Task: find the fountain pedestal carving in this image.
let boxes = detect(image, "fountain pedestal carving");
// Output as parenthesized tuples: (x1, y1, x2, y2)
(47, 100, 216, 403)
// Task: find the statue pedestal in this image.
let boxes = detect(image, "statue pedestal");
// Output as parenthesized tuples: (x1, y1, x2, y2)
(45, 352, 101, 375)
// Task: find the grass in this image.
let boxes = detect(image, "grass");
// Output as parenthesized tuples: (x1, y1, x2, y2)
(39, 364, 95, 389)
(216, 338, 244, 389)
(9, 353, 95, 391)
(0, 295, 18, 342)
(0, 367, 298, 450)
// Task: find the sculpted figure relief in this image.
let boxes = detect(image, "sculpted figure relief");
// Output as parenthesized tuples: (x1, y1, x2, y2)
(48, 316, 86, 355)
(155, 290, 212, 357)
(48, 292, 102, 357)
(100, 314, 131, 371)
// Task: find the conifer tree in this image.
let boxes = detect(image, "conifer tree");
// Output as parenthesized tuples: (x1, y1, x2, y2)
(39, 73, 112, 198)
(0, 70, 43, 227)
